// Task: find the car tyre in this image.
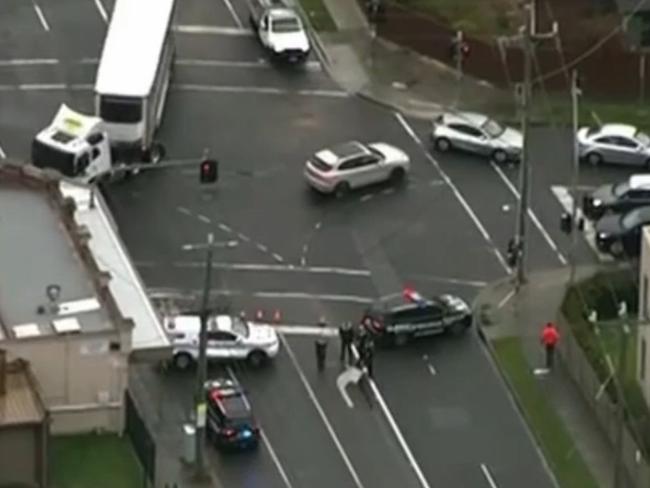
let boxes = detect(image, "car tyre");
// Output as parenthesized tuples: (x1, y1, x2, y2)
(492, 149, 508, 164)
(586, 152, 603, 166)
(609, 240, 624, 258)
(173, 352, 193, 371)
(144, 142, 165, 164)
(247, 350, 267, 368)
(334, 181, 351, 198)
(390, 167, 406, 183)
(434, 137, 451, 152)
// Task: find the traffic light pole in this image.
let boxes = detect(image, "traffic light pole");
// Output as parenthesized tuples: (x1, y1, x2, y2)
(181, 234, 239, 479)
(514, 1, 557, 288)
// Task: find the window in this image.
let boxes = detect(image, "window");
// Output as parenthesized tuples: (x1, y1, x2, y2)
(636, 131, 650, 146)
(614, 137, 638, 149)
(77, 153, 90, 172)
(481, 118, 505, 138)
(230, 317, 249, 338)
(450, 124, 482, 137)
(641, 338, 647, 380)
(31, 140, 75, 176)
(594, 136, 615, 144)
(339, 159, 359, 171)
(99, 95, 143, 123)
(357, 155, 379, 168)
(613, 181, 631, 197)
(208, 331, 236, 342)
(271, 17, 301, 33)
(92, 148, 100, 160)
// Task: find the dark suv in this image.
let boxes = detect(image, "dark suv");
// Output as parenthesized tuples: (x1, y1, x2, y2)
(361, 293, 472, 346)
(583, 175, 650, 220)
(205, 379, 260, 450)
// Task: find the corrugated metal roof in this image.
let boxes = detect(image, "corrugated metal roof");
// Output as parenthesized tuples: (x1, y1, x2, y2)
(0, 360, 45, 427)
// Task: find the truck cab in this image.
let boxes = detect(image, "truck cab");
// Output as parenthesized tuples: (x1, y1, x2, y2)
(32, 104, 112, 183)
(249, 0, 310, 63)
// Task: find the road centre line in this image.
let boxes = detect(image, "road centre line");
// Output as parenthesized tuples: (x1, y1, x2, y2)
(226, 367, 294, 488)
(173, 24, 253, 36)
(172, 83, 349, 98)
(427, 364, 437, 376)
(31, 1, 50, 31)
(489, 161, 567, 265)
(394, 113, 511, 275)
(0, 59, 59, 66)
(480, 463, 499, 488)
(197, 214, 211, 223)
(143, 260, 371, 276)
(220, 0, 244, 28)
(280, 335, 366, 488)
(148, 287, 375, 304)
(0, 141, 5, 159)
(93, 0, 108, 22)
(176, 58, 322, 71)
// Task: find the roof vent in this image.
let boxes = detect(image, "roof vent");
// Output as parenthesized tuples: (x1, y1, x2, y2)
(13, 324, 41, 339)
(52, 317, 82, 334)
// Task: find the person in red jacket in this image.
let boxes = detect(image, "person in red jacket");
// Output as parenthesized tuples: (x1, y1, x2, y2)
(540, 322, 560, 369)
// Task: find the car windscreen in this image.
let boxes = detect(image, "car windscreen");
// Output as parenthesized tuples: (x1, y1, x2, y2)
(221, 397, 252, 424)
(613, 181, 631, 197)
(31, 139, 76, 177)
(310, 156, 334, 171)
(621, 208, 650, 230)
(272, 17, 301, 32)
(231, 317, 249, 338)
(481, 118, 505, 138)
(636, 130, 650, 146)
(99, 95, 142, 123)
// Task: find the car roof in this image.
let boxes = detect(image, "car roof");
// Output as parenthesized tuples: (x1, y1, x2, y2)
(331, 141, 368, 159)
(597, 124, 637, 138)
(629, 174, 650, 190)
(443, 111, 488, 127)
(269, 7, 298, 18)
(165, 314, 234, 333)
(208, 387, 251, 418)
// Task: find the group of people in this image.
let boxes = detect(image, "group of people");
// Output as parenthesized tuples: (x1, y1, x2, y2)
(314, 319, 376, 377)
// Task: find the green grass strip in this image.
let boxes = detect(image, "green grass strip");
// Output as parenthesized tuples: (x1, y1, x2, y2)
(50, 434, 144, 488)
(493, 337, 600, 488)
(297, 0, 337, 32)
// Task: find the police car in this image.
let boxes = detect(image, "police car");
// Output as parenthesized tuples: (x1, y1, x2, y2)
(205, 379, 260, 450)
(361, 289, 472, 346)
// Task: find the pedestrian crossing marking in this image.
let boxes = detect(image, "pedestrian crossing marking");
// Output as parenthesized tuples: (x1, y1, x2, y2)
(550, 185, 613, 263)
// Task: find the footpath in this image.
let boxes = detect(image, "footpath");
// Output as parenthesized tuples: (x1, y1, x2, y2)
(305, 1, 629, 487)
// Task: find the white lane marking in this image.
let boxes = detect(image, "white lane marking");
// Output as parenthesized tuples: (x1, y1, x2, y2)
(148, 287, 375, 304)
(176, 206, 191, 215)
(0, 58, 58, 66)
(20, 83, 65, 90)
(381, 187, 395, 195)
(237, 233, 250, 242)
(272, 253, 284, 263)
(32, 2, 50, 31)
(280, 335, 366, 488)
(489, 162, 567, 265)
(350, 345, 431, 488)
(550, 185, 613, 262)
(275, 325, 339, 336)
(406, 274, 487, 287)
(218, 223, 232, 233)
(176, 58, 322, 71)
(257, 243, 269, 253)
(297, 89, 348, 98)
(220, 0, 244, 28)
(300, 256, 307, 266)
(394, 113, 510, 275)
(427, 364, 437, 376)
(93, 0, 108, 22)
(226, 367, 294, 488)
(140, 260, 372, 276)
(173, 25, 253, 36)
(197, 214, 211, 224)
(0, 142, 6, 159)
(480, 463, 499, 488)
(497, 289, 515, 309)
(360, 194, 373, 202)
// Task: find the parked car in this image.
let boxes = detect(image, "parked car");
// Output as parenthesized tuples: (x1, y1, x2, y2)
(594, 206, 650, 258)
(430, 111, 522, 163)
(583, 174, 650, 220)
(577, 124, 650, 167)
(164, 313, 280, 370)
(248, 0, 310, 63)
(360, 289, 472, 346)
(304, 141, 410, 196)
(205, 379, 260, 450)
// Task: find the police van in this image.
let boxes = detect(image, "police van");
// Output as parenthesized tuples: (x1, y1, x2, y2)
(361, 290, 472, 346)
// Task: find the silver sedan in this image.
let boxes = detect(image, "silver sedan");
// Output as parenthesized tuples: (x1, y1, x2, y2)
(577, 124, 650, 168)
(430, 112, 522, 163)
(304, 141, 410, 196)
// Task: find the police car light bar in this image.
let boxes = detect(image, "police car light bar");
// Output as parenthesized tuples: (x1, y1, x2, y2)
(403, 287, 425, 304)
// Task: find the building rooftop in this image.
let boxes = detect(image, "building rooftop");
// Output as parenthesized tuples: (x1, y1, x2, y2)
(0, 165, 123, 341)
(0, 357, 46, 427)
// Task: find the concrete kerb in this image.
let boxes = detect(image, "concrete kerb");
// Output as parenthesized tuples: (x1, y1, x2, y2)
(472, 282, 562, 488)
(289, 0, 332, 68)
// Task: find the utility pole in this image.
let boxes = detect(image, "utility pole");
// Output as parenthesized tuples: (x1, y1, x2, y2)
(568, 69, 582, 286)
(182, 234, 238, 478)
(514, 0, 558, 287)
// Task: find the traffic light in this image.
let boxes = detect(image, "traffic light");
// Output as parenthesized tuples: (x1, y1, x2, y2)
(200, 159, 218, 183)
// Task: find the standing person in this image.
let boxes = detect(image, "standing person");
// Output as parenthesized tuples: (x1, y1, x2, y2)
(360, 336, 376, 378)
(315, 317, 329, 372)
(540, 321, 560, 370)
(338, 321, 354, 365)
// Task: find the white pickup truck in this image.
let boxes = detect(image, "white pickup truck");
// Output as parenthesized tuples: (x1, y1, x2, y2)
(248, 0, 311, 63)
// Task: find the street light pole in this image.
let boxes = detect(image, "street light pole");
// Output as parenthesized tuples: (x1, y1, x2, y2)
(568, 69, 582, 286)
(182, 234, 238, 478)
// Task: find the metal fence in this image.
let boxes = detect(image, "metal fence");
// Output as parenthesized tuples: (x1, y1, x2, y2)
(124, 389, 156, 487)
(556, 313, 650, 488)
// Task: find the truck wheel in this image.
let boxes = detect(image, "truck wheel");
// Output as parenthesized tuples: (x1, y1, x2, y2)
(145, 142, 166, 164)
(247, 350, 267, 368)
(173, 353, 193, 371)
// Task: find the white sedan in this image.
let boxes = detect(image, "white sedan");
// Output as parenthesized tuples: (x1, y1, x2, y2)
(577, 124, 650, 167)
(431, 112, 522, 163)
(304, 141, 410, 196)
(164, 314, 280, 369)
